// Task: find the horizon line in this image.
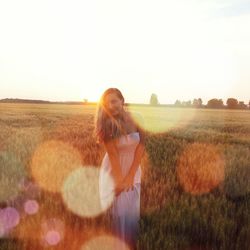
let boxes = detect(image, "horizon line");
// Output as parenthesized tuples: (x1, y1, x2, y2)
(0, 97, 249, 106)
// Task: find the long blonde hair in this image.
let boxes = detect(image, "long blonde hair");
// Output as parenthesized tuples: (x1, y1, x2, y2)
(94, 88, 128, 144)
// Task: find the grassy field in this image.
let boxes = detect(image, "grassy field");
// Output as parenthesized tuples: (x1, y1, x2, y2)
(0, 103, 250, 250)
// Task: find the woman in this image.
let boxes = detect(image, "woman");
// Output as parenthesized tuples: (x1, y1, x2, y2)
(94, 88, 145, 250)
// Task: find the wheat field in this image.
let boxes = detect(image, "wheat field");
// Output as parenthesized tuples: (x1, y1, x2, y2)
(0, 103, 250, 250)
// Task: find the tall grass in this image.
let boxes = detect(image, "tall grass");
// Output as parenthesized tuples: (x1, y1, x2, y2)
(0, 103, 249, 250)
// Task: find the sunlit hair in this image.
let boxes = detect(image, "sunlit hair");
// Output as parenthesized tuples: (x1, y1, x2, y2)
(94, 88, 128, 144)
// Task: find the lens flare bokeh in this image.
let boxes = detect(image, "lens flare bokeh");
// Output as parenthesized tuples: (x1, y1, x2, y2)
(45, 230, 61, 246)
(40, 218, 65, 247)
(30, 140, 82, 193)
(127, 106, 196, 134)
(177, 143, 225, 195)
(62, 166, 109, 218)
(23, 199, 39, 215)
(81, 234, 131, 250)
(0, 207, 20, 237)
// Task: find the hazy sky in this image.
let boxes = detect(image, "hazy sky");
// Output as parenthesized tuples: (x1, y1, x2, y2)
(1, 0, 250, 104)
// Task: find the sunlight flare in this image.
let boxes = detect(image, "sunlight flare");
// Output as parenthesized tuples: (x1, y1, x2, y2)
(177, 143, 225, 195)
(31, 140, 82, 193)
(62, 166, 110, 217)
(127, 106, 196, 133)
(81, 234, 131, 250)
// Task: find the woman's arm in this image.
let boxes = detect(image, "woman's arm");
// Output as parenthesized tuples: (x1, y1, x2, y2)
(122, 126, 145, 191)
(127, 126, 145, 177)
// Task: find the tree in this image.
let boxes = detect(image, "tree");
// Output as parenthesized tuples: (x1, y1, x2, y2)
(238, 101, 247, 109)
(207, 98, 224, 109)
(197, 98, 203, 107)
(174, 100, 181, 106)
(192, 98, 202, 108)
(192, 98, 198, 107)
(181, 100, 191, 107)
(150, 93, 159, 105)
(226, 98, 238, 109)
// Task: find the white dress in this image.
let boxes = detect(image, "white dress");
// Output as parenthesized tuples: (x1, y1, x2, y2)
(99, 132, 141, 250)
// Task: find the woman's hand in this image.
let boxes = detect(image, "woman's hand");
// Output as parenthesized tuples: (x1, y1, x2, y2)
(122, 172, 135, 192)
(114, 181, 125, 197)
(113, 173, 135, 196)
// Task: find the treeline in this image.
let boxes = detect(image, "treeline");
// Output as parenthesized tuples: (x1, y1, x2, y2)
(173, 98, 250, 110)
(0, 98, 96, 105)
(1, 97, 250, 110)
(149, 93, 249, 110)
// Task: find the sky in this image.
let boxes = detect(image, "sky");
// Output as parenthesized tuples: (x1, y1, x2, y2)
(0, 0, 250, 104)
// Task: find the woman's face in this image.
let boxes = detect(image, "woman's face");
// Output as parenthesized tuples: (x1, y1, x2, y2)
(104, 92, 124, 117)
